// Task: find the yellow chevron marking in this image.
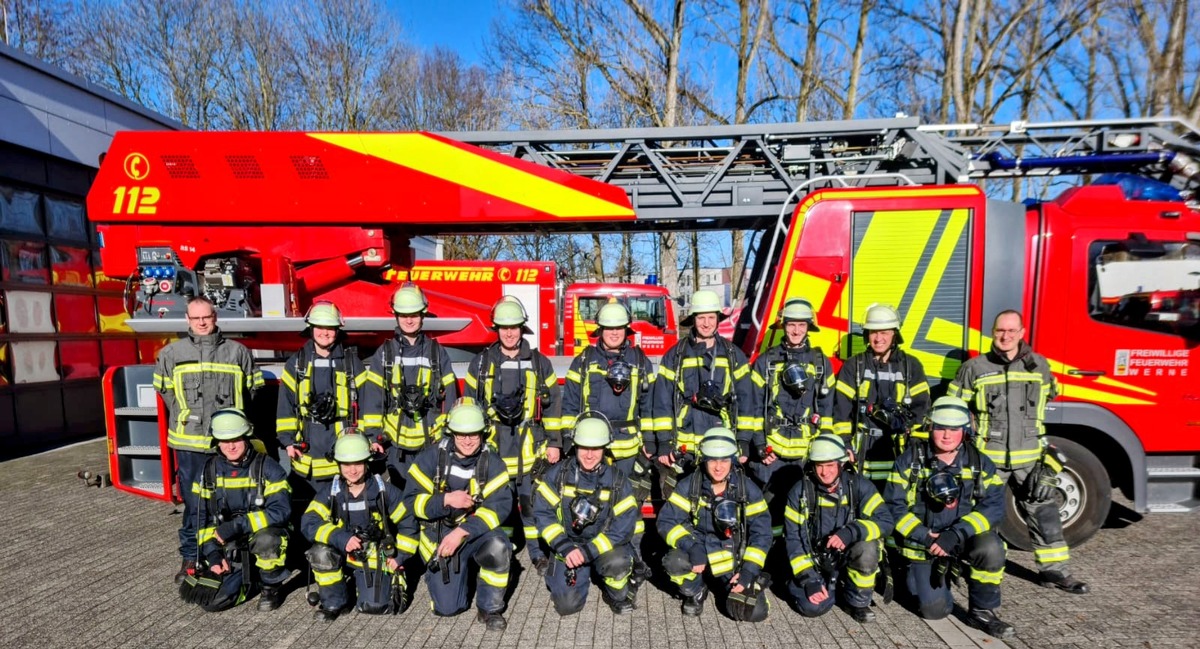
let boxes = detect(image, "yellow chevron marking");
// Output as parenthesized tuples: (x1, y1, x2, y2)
(761, 271, 838, 354)
(309, 133, 634, 219)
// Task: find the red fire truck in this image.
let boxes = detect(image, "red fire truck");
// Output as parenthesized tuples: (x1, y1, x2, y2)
(90, 118, 1200, 549)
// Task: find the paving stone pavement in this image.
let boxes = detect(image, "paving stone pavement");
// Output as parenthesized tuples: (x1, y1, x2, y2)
(1, 439, 1195, 648)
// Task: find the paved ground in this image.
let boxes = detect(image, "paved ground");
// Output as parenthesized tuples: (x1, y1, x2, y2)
(2, 439, 1196, 648)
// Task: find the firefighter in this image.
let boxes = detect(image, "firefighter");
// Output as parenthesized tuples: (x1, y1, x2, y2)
(562, 302, 656, 583)
(407, 399, 514, 631)
(751, 297, 835, 537)
(155, 295, 263, 585)
(783, 433, 893, 622)
(883, 396, 1014, 639)
(276, 301, 370, 496)
(653, 290, 759, 490)
(180, 409, 289, 612)
(301, 432, 419, 621)
(657, 428, 773, 621)
(463, 296, 562, 574)
(948, 310, 1089, 594)
(832, 303, 931, 484)
(362, 285, 459, 490)
(533, 416, 640, 615)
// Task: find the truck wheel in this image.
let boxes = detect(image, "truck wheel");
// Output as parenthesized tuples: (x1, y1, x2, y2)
(999, 436, 1111, 550)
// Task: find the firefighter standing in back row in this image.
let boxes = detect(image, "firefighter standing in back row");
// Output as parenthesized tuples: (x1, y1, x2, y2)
(751, 297, 835, 537)
(948, 310, 1089, 594)
(277, 301, 370, 499)
(181, 409, 290, 612)
(362, 285, 459, 490)
(534, 416, 640, 615)
(653, 290, 760, 488)
(302, 432, 418, 621)
(562, 302, 656, 583)
(464, 296, 563, 574)
(407, 399, 514, 631)
(155, 295, 263, 585)
(883, 396, 1014, 639)
(833, 304, 931, 484)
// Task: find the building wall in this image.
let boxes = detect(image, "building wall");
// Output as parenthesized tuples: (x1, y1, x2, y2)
(0, 43, 180, 458)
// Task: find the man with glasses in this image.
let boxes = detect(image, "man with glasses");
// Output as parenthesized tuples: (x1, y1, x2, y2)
(155, 296, 263, 586)
(948, 310, 1089, 595)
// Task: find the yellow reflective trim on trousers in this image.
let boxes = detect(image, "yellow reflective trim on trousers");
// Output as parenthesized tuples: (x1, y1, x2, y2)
(1034, 546, 1070, 564)
(478, 568, 509, 588)
(847, 567, 877, 588)
(970, 566, 1005, 585)
(669, 571, 698, 585)
(313, 568, 344, 586)
(665, 526, 690, 547)
(742, 547, 767, 567)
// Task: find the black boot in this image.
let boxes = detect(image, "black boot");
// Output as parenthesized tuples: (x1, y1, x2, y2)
(603, 589, 636, 615)
(258, 585, 283, 612)
(966, 608, 1016, 639)
(477, 609, 507, 631)
(681, 589, 706, 616)
(1040, 571, 1089, 594)
(174, 559, 195, 586)
(631, 559, 651, 586)
(847, 605, 876, 623)
(314, 606, 339, 622)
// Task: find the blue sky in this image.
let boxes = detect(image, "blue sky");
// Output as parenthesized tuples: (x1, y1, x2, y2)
(389, 1, 501, 65)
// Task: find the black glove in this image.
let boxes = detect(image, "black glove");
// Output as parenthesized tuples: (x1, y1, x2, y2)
(934, 528, 964, 555)
(687, 543, 708, 567)
(833, 525, 858, 547)
(204, 550, 224, 569)
(800, 576, 825, 598)
(215, 521, 241, 544)
(736, 568, 758, 590)
(1027, 463, 1059, 503)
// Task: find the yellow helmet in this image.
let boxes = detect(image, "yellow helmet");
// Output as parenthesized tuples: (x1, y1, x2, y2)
(573, 416, 612, 448)
(929, 396, 972, 428)
(210, 408, 252, 440)
(491, 297, 529, 328)
(776, 297, 820, 331)
(333, 433, 372, 463)
(590, 302, 634, 337)
(446, 399, 487, 435)
(807, 433, 848, 463)
(391, 285, 429, 316)
(304, 301, 344, 328)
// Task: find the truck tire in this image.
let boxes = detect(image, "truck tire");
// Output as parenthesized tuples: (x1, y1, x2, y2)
(999, 436, 1111, 551)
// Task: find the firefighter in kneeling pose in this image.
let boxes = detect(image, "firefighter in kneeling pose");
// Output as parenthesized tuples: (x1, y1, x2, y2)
(562, 302, 656, 583)
(277, 301, 369, 496)
(180, 409, 290, 612)
(301, 432, 419, 621)
(407, 399, 514, 631)
(657, 428, 773, 621)
(464, 297, 562, 574)
(534, 415, 640, 615)
(883, 396, 1014, 639)
(783, 433, 893, 622)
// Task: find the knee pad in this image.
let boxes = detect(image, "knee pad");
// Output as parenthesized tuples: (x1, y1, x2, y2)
(662, 549, 692, 578)
(306, 543, 343, 573)
(846, 540, 881, 573)
(968, 532, 1006, 570)
(594, 546, 633, 580)
(553, 590, 587, 616)
(474, 534, 513, 572)
(250, 527, 287, 560)
(918, 597, 953, 620)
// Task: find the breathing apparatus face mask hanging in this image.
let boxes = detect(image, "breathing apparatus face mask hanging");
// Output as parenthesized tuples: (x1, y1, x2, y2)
(570, 496, 600, 531)
(711, 497, 739, 539)
(309, 391, 337, 424)
(493, 392, 525, 424)
(780, 363, 807, 395)
(926, 469, 962, 507)
(695, 379, 728, 413)
(605, 360, 633, 394)
(398, 384, 428, 413)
